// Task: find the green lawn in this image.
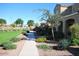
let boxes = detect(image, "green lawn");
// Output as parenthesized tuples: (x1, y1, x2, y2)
(0, 31, 22, 44)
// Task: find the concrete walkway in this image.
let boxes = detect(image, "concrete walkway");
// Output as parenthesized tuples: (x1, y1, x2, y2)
(19, 40, 39, 56)
(19, 31, 39, 56)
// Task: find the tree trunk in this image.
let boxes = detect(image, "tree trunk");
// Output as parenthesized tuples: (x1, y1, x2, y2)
(51, 26, 55, 41)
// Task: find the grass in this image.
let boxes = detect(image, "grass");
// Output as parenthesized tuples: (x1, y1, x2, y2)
(0, 31, 22, 44)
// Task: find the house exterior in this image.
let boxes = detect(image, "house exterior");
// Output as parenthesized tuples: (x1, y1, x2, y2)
(54, 3, 79, 38)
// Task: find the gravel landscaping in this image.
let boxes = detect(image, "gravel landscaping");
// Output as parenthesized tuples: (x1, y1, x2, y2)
(36, 42, 73, 56)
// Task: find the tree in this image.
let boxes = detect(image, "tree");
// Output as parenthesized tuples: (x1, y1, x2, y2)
(49, 14, 62, 40)
(38, 9, 62, 40)
(27, 20, 34, 26)
(0, 18, 6, 26)
(27, 20, 34, 30)
(14, 18, 23, 27)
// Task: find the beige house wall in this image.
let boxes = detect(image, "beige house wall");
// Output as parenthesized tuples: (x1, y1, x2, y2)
(54, 4, 79, 36)
(62, 13, 79, 33)
(54, 4, 68, 14)
(60, 6, 67, 13)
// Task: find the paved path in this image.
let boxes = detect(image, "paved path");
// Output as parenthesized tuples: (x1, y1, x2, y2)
(19, 31, 39, 56)
(19, 40, 39, 56)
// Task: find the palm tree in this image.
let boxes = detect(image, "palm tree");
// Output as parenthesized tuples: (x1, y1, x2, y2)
(27, 20, 34, 30)
(14, 18, 23, 27)
(27, 20, 34, 26)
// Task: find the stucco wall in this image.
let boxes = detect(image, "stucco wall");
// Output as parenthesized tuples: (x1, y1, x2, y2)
(60, 6, 67, 13)
(62, 13, 79, 33)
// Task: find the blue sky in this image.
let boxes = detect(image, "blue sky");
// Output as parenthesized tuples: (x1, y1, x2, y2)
(0, 3, 56, 25)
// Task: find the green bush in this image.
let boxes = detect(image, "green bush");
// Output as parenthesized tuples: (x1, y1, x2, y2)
(35, 37, 47, 42)
(37, 44, 50, 50)
(58, 39, 71, 50)
(70, 24, 79, 46)
(10, 37, 20, 42)
(2, 41, 16, 50)
(72, 38, 79, 46)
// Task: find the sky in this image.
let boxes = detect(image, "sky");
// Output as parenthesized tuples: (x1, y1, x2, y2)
(0, 3, 56, 25)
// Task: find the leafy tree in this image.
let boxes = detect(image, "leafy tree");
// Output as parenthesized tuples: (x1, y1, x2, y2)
(49, 14, 62, 40)
(38, 9, 62, 40)
(0, 18, 6, 26)
(27, 20, 34, 26)
(14, 18, 23, 27)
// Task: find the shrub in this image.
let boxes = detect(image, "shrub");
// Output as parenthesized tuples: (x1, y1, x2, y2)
(58, 39, 71, 50)
(10, 37, 20, 42)
(37, 44, 50, 50)
(2, 41, 16, 50)
(35, 37, 47, 42)
(72, 38, 79, 46)
(70, 23, 79, 46)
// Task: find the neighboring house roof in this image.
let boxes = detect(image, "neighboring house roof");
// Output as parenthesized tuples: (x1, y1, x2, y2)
(61, 3, 79, 15)
(59, 3, 74, 7)
(54, 3, 79, 21)
(54, 4, 73, 14)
